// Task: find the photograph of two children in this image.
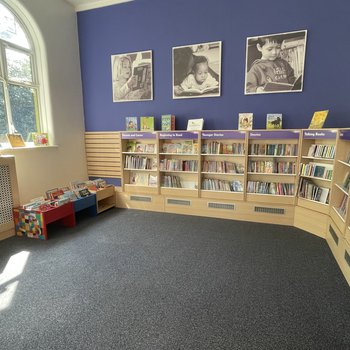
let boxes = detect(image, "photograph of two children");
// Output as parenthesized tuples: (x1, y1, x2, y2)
(111, 29, 307, 102)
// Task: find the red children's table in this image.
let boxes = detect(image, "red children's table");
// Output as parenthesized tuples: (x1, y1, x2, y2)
(14, 202, 76, 240)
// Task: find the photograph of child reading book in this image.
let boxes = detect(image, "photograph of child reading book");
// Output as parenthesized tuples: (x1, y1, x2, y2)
(173, 41, 221, 99)
(111, 50, 153, 102)
(245, 30, 307, 94)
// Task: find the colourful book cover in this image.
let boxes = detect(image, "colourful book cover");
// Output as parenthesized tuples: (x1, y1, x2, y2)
(140, 116, 155, 131)
(238, 113, 253, 130)
(308, 110, 329, 129)
(161, 114, 175, 131)
(266, 114, 283, 129)
(32, 132, 49, 146)
(125, 117, 138, 131)
(187, 118, 204, 131)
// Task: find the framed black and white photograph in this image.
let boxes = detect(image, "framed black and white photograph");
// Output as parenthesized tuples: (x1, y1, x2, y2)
(111, 50, 153, 102)
(173, 41, 221, 99)
(245, 30, 307, 95)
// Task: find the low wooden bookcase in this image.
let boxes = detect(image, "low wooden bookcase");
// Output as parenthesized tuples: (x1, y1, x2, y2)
(96, 186, 116, 214)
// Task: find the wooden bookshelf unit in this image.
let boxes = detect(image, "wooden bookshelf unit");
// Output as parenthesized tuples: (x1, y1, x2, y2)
(96, 186, 116, 214)
(113, 128, 350, 285)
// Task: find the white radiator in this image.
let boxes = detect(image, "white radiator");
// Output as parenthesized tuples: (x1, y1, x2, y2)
(0, 156, 19, 240)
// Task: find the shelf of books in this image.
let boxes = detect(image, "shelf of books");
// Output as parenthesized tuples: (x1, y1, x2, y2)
(297, 129, 337, 214)
(329, 129, 350, 234)
(121, 132, 158, 195)
(200, 131, 246, 200)
(158, 131, 199, 198)
(246, 130, 300, 205)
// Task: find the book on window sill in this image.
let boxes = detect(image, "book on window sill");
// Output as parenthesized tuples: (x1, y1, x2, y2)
(32, 132, 49, 146)
(6, 133, 25, 147)
(263, 74, 302, 92)
(179, 86, 219, 96)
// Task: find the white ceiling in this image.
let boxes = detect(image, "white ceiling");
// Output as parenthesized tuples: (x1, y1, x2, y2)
(65, 0, 133, 12)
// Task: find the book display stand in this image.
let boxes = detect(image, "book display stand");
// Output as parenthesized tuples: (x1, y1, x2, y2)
(73, 194, 98, 216)
(14, 202, 76, 240)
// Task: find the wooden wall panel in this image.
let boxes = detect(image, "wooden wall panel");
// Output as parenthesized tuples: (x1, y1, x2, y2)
(85, 132, 121, 178)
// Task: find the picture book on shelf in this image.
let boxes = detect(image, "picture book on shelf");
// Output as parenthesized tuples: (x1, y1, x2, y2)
(149, 175, 157, 187)
(308, 110, 329, 129)
(135, 173, 149, 186)
(140, 116, 154, 131)
(125, 117, 138, 131)
(126, 140, 136, 152)
(187, 118, 204, 131)
(161, 114, 175, 131)
(181, 140, 194, 154)
(32, 132, 49, 146)
(6, 133, 25, 147)
(266, 114, 282, 129)
(238, 113, 253, 130)
(343, 172, 350, 191)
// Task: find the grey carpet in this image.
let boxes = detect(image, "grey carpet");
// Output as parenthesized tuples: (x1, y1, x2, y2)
(0, 208, 350, 350)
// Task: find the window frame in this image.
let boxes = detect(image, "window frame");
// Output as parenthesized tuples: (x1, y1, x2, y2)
(0, 0, 45, 146)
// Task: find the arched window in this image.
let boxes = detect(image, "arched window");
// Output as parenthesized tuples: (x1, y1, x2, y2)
(0, 1, 42, 143)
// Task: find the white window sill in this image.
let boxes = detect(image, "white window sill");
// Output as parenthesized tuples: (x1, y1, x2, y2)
(0, 142, 58, 152)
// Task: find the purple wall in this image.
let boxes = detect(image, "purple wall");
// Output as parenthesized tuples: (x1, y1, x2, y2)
(78, 0, 350, 132)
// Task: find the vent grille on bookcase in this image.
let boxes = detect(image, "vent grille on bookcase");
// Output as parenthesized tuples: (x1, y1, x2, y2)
(345, 250, 350, 268)
(208, 202, 235, 210)
(254, 206, 285, 215)
(328, 225, 339, 245)
(167, 199, 191, 206)
(130, 195, 152, 202)
(0, 165, 14, 225)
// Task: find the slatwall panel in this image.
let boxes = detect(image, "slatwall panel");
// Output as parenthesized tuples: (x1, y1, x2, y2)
(85, 132, 121, 178)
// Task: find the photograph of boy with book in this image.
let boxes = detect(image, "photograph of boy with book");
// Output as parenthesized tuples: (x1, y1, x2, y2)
(111, 50, 153, 102)
(245, 30, 307, 94)
(173, 41, 221, 99)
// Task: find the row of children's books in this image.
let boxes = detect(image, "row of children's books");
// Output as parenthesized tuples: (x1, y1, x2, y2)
(247, 181, 295, 195)
(22, 179, 109, 211)
(124, 110, 329, 133)
(126, 141, 155, 153)
(201, 142, 245, 155)
(202, 160, 244, 174)
(249, 144, 298, 156)
(161, 141, 198, 154)
(307, 144, 335, 159)
(248, 160, 296, 174)
(201, 179, 243, 192)
(298, 178, 330, 204)
(159, 159, 198, 172)
(126, 115, 175, 132)
(124, 155, 157, 170)
(300, 162, 333, 180)
(129, 173, 157, 187)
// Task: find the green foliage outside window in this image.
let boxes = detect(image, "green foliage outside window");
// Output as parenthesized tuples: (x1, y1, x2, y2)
(0, 2, 41, 144)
